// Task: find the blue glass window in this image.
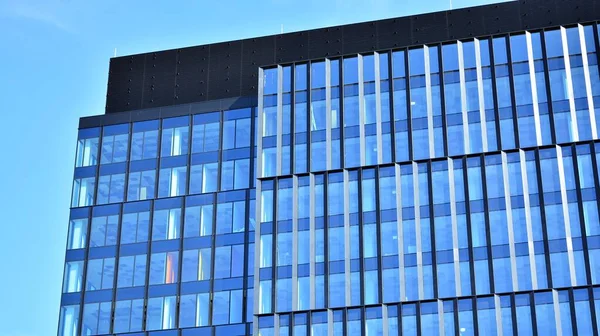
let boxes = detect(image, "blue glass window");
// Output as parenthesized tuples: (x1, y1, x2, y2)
(161, 117, 189, 157)
(192, 112, 221, 153)
(85, 257, 115, 291)
(149, 251, 179, 285)
(90, 214, 118, 247)
(101, 124, 129, 164)
(131, 120, 159, 160)
(117, 254, 147, 288)
(82, 302, 111, 335)
(76, 129, 99, 167)
(114, 299, 144, 333)
(121, 210, 149, 244)
(146, 296, 177, 330)
(179, 293, 210, 327)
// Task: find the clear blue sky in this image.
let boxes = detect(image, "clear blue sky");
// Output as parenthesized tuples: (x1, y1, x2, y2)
(0, 0, 510, 334)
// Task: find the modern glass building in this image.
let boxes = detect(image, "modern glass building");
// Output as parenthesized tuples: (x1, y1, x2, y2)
(59, 0, 600, 335)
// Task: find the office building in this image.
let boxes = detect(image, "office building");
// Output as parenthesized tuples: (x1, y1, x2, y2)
(59, 0, 600, 334)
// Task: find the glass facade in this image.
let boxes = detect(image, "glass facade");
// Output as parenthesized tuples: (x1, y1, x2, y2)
(60, 21, 600, 336)
(255, 23, 600, 335)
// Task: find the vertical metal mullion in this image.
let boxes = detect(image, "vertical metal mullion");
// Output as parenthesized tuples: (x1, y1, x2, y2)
(568, 289, 580, 336)
(494, 295, 503, 336)
(457, 41, 471, 154)
(525, 31, 544, 146)
(327, 308, 334, 336)
(309, 173, 316, 310)
(76, 207, 93, 336)
(475, 38, 489, 152)
(375, 52, 384, 164)
(388, 52, 398, 163)
(277, 65, 284, 176)
(250, 107, 257, 187)
(343, 170, 352, 306)
(415, 302, 422, 336)
(217, 111, 224, 192)
(448, 158, 461, 297)
(438, 44, 450, 157)
(382, 303, 389, 336)
(453, 299, 460, 336)
(462, 157, 477, 296)
(271, 182, 278, 313)
(243, 190, 251, 323)
(142, 199, 156, 331)
(257, 67, 265, 179)
(292, 176, 299, 311)
(323, 173, 330, 309)
(472, 298, 480, 336)
(501, 152, 519, 291)
(529, 292, 539, 336)
(274, 313, 280, 336)
(555, 145, 577, 286)
(579, 24, 599, 139)
(337, 58, 344, 170)
(358, 55, 366, 167)
(290, 65, 296, 175)
(427, 161, 438, 298)
(122, 124, 133, 204)
(253, 67, 264, 336)
(505, 35, 521, 149)
(405, 50, 414, 161)
(92, 130, 103, 207)
(588, 286, 600, 336)
(561, 26, 580, 142)
(357, 169, 365, 306)
(509, 294, 518, 336)
(539, 30, 558, 145)
(174, 196, 186, 327)
(533, 149, 554, 288)
(326, 59, 332, 171)
(479, 155, 496, 294)
(424, 45, 435, 159)
(552, 290, 563, 335)
(520, 149, 539, 289)
(488, 38, 504, 150)
(571, 144, 593, 286)
(209, 193, 218, 326)
(413, 162, 424, 300)
(438, 297, 445, 335)
(374, 167, 384, 304)
(307, 63, 312, 173)
(395, 163, 406, 302)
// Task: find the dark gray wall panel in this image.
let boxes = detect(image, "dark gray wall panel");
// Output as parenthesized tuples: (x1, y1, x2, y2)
(105, 0, 600, 114)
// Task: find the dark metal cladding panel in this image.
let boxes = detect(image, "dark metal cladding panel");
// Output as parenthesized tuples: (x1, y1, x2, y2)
(140, 50, 178, 109)
(478, 3, 522, 35)
(308, 27, 344, 59)
(446, 8, 485, 40)
(410, 12, 448, 45)
(207, 40, 243, 100)
(342, 21, 378, 55)
(175, 46, 210, 105)
(106, 54, 146, 112)
(275, 31, 310, 64)
(240, 37, 276, 97)
(104, 0, 600, 114)
(376, 18, 413, 50)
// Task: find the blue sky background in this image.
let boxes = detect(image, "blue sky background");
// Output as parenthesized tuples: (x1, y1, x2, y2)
(0, 0, 510, 334)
